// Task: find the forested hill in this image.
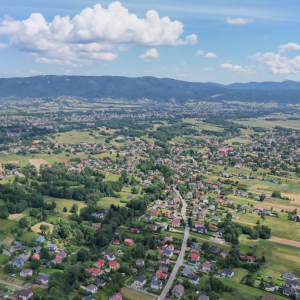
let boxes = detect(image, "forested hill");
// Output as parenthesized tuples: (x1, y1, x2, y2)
(0, 75, 300, 103)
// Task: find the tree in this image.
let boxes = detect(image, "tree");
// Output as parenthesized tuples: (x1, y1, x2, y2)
(18, 217, 29, 229)
(77, 248, 89, 262)
(40, 247, 50, 260)
(63, 207, 67, 212)
(70, 204, 78, 213)
(4, 264, 14, 273)
(40, 224, 50, 235)
(272, 191, 281, 198)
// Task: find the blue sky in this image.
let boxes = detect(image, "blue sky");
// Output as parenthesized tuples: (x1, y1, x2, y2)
(0, 0, 300, 83)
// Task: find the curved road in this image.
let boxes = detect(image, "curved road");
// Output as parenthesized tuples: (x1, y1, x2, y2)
(159, 187, 189, 300)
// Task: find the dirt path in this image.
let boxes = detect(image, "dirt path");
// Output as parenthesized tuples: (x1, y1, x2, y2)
(269, 236, 300, 248)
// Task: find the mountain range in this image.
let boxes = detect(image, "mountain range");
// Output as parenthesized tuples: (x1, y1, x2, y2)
(0, 75, 299, 103)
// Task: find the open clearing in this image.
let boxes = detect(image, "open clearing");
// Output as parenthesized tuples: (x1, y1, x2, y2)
(31, 222, 53, 234)
(8, 214, 23, 220)
(121, 287, 156, 300)
(29, 158, 50, 169)
(270, 236, 300, 248)
(0, 237, 14, 246)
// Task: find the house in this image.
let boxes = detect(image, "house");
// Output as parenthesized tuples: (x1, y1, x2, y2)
(159, 266, 168, 273)
(150, 280, 162, 290)
(46, 243, 57, 252)
(202, 262, 213, 272)
(57, 250, 67, 258)
(109, 293, 122, 300)
(36, 236, 45, 243)
(181, 267, 192, 277)
(164, 234, 173, 241)
(239, 208, 246, 214)
(131, 228, 140, 234)
(282, 273, 297, 280)
(220, 249, 229, 258)
(282, 285, 297, 297)
(36, 274, 50, 285)
(222, 269, 234, 277)
(33, 246, 41, 253)
(104, 252, 116, 261)
(190, 243, 201, 253)
(94, 278, 106, 287)
(190, 253, 200, 261)
(11, 242, 24, 252)
(136, 259, 145, 266)
(159, 258, 170, 265)
(135, 216, 141, 221)
(189, 275, 199, 285)
(144, 214, 152, 220)
(147, 224, 157, 231)
(109, 260, 120, 271)
(215, 229, 225, 236)
(132, 276, 146, 288)
(93, 259, 106, 268)
(199, 295, 209, 300)
(32, 253, 40, 260)
(20, 269, 32, 277)
(52, 256, 62, 264)
(284, 279, 298, 289)
(172, 220, 180, 228)
(242, 192, 248, 197)
(172, 284, 184, 298)
(197, 226, 208, 234)
(210, 245, 220, 253)
(87, 284, 98, 294)
(156, 269, 168, 280)
(124, 239, 134, 246)
(211, 216, 221, 222)
(13, 258, 25, 268)
(83, 296, 94, 300)
(209, 205, 215, 210)
(87, 268, 104, 277)
(15, 289, 33, 300)
(163, 249, 173, 257)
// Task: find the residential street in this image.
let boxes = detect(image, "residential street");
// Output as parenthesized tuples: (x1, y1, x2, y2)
(159, 187, 189, 300)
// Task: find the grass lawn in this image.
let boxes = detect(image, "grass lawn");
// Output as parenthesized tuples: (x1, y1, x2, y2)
(40, 268, 63, 275)
(0, 254, 9, 265)
(44, 196, 87, 212)
(121, 287, 156, 300)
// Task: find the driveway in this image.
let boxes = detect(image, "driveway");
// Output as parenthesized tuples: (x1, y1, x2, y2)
(159, 187, 188, 300)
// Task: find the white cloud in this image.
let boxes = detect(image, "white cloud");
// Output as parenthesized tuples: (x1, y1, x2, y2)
(278, 43, 300, 52)
(195, 50, 204, 56)
(250, 52, 300, 74)
(0, 2, 196, 66)
(178, 74, 186, 77)
(0, 43, 8, 49)
(220, 63, 256, 74)
(139, 48, 159, 62)
(226, 17, 253, 24)
(203, 67, 215, 71)
(29, 70, 41, 74)
(205, 52, 217, 58)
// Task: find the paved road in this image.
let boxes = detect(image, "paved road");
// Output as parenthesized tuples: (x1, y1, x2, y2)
(159, 187, 189, 300)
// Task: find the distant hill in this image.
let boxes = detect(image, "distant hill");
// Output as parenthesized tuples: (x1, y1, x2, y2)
(0, 75, 300, 103)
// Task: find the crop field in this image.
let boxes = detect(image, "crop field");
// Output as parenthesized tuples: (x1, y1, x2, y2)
(28, 158, 50, 169)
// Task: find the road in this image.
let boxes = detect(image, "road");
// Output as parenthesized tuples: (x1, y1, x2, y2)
(0, 279, 23, 289)
(159, 187, 189, 300)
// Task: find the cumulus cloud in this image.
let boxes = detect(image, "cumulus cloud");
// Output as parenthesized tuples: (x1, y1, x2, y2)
(278, 43, 300, 53)
(226, 17, 253, 24)
(220, 63, 256, 74)
(139, 48, 159, 62)
(205, 52, 217, 58)
(195, 50, 204, 56)
(0, 1, 196, 66)
(0, 43, 8, 49)
(250, 52, 300, 74)
(203, 67, 214, 71)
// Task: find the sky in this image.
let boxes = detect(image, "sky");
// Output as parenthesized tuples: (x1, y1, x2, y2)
(0, 0, 300, 84)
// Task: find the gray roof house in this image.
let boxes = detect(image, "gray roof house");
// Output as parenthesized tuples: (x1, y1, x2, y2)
(172, 284, 184, 298)
(13, 257, 25, 268)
